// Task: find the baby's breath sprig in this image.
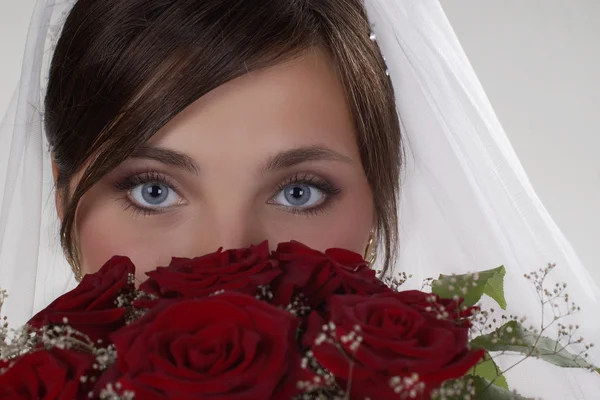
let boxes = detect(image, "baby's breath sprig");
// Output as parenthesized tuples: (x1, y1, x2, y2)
(97, 381, 136, 400)
(93, 344, 117, 371)
(0, 289, 14, 357)
(301, 321, 428, 399)
(255, 285, 313, 317)
(0, 289, 6, 317)
(293, 387, 346, 400)
(297, 322, 363, 398)
(469, 308, 527, 339)
(297, 348, 341, 397)
(431, 377, 476, 400)
(381, 271, 412, 291)
(256, 285, 274, 302)
(76, 344, 119, 393)
(421, 277, 435, 291)
(117, 275, 150, 324)
(0, 324, 38, 362)
(39, 320, 96, 353)
(285, 293, 312, 318)
(388, 374, 426, 399)
(468, 263, 597, 395)
(424, 294, 456, 321)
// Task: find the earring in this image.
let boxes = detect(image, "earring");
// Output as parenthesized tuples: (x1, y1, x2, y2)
(364, 231, 377, 267)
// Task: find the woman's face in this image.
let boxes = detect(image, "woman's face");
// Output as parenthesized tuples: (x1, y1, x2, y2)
(73, 49, 374, 281)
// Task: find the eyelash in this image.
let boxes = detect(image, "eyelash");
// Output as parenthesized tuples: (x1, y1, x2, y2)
(113, 171, 342, 217)
(114, 171, 181, 217)
(270, 172, 342, 216)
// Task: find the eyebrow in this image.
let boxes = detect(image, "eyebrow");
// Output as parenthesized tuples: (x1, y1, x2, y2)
(263, 145, 354, 173)
(130, 144, 200, 174)
(129, 144, 353, 175)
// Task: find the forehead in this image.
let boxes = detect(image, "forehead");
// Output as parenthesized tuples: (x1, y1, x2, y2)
(147, 48, 359, 164)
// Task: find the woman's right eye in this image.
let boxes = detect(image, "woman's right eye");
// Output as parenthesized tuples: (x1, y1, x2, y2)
(129, 182, 181, 210)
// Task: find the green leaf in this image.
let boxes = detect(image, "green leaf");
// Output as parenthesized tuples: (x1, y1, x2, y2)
(471, 320, 597, 370)
(434, 376, 527, 400)
(484, 267, 507, 309)
(432, 265, 507, 309)
(469, 376, 529, 400)
(469, 351, 509, 390)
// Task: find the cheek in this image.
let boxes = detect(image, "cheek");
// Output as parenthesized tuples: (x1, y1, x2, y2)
(75, 189, 185, 281)
(266, 183, 374, 256)
(77, 214, 178, 282)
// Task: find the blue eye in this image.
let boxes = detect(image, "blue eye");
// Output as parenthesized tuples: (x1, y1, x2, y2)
(130, 182, 180, 209)
(273, 183, 325, 208)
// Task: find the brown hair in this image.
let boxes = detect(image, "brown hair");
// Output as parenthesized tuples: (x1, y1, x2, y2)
(45, 0, 402, 273)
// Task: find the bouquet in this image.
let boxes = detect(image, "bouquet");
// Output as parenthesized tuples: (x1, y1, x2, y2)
(0, 241, 597, 399)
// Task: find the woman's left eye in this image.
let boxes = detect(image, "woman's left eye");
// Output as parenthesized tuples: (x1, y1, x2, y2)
(129, 182, 181, 209)
(272, 183, 325, 209)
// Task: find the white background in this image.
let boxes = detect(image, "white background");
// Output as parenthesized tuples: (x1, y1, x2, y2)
(1, 1, 599, 283)
(439, 0, 600, 284)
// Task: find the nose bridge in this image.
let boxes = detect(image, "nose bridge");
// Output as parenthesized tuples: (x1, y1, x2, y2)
(209, 206, 267, 251)
(196, 167, 268, 251)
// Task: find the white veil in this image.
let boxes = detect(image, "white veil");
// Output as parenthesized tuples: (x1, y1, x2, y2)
(0, 0, 77, 329)
(364, 2, 600, 398)
(1, 0, 599, 398)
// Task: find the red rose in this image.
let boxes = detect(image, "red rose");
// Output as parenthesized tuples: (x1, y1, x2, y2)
(304, 293, 483, 399)
(0, 349, 95, 399)
(28, 256, 135, 343)
(105, 293, 312, 399)
(271, 241, 391, 310)
(139, 241, 280, 303)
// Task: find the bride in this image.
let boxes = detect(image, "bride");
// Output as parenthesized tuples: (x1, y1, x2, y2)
(1, 0, 599, 398)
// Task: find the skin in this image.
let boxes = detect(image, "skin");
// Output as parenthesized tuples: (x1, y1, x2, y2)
(61, 49, 374, 282)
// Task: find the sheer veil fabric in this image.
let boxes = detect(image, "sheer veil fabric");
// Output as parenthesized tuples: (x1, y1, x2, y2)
(1, 0, 599, 398)
(0, 0, 78, 329)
